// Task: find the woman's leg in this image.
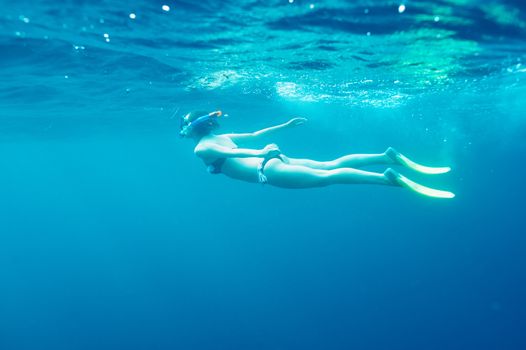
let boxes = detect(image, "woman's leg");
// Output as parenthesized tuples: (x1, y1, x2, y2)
(284, 147, 451, 174)
(264, 161, 455, 198)
(283, 149, 393, 170)
(264, 160, 393, 189)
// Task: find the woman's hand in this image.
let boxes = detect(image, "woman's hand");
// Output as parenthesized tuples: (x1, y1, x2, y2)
(261, 143, 281, 158)
(285, 117, 307, 128)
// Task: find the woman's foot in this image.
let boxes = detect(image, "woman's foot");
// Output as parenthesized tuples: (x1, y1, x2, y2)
(385, 147, 451, 175)
(384, 168, 406, 188)
(384, 168, 455, 198)
(385, 147, 400, 164)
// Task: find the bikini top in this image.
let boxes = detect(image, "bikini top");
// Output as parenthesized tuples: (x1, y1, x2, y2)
(206, 145, 238, 174)
(207, 157, 226, 174)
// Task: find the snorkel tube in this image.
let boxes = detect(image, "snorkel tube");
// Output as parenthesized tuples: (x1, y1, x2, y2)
(180, 110, 224, 137)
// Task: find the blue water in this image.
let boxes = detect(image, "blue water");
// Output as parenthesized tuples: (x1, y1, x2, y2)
(1, 0, 526, 349)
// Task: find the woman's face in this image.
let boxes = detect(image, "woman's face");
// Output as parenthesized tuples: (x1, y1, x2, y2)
(179, 112, 193, 137)
(179, 122, 192, 137)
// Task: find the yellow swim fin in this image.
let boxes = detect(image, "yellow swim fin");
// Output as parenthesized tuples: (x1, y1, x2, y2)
(385, 168, 455, 199)
(386, 147, 451, 175)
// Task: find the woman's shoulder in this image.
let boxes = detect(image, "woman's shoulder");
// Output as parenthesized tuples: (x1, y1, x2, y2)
(201, 134, 237, 147)
(194, 134, 238, 161)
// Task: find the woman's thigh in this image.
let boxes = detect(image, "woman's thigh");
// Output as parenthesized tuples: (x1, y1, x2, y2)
(282, 156, 333, 170)
(265, 160, 327, 188)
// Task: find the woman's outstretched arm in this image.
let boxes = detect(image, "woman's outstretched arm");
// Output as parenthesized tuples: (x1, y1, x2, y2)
(223, 117, 306, 143)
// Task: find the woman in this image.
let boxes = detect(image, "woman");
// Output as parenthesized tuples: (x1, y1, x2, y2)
(180, 110, 454, 198)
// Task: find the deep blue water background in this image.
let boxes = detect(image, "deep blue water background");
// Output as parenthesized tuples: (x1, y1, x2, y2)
(1, 1, 526, 349)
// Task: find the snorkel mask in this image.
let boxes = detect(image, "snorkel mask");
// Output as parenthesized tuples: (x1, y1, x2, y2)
(179, 110, 224, 137)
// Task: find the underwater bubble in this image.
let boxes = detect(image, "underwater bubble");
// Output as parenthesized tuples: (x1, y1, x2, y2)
(309, 4, 315, 9)
(398, 4, 406, 13)
(276, 82, 301, 99)
(289, 0, 294, 3)
(434, 16, 440, 22)
(64, 75, 69, 79)
(105, 38, 110, 43)
(364, 8, 369, 14)
(366, 31, 371, 36)
(19, 15, 30, 23)
(129, 13, 136, 20)
(162, 5, 170, 12)
(103, 33, 109, 38)
(194, 70, 243, 90)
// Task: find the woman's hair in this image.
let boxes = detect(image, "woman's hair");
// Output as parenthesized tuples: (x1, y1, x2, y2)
(182, 110, 219, 137)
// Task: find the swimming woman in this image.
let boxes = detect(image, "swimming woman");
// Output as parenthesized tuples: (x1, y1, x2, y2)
(180, 110, 455, 198)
